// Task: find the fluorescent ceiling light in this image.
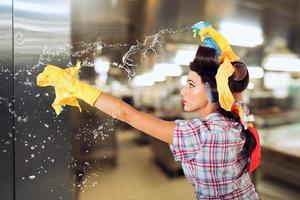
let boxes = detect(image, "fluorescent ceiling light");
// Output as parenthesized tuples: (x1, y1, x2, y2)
(95, 73, 108, 87)
(152, 72, 166, 82)
(132, 73, 155, 87)
(153, 63, 182, 77)
(219, 21, 263, 47)
(175, 44, 198, 50)
(111, 80, 122, 91)
(143, 72, 166, 83)
(263, 54, 300, 72)
(264, 72, 290, 90)
(180, 75, 187, 86)
(132, 70, 167, 86)
(247, 82, 254, 90)
(248, 66, 264, 79)
(94, 58, 110, 73)
(174, 50, 195, 66)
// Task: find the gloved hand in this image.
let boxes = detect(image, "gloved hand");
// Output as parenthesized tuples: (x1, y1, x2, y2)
(191, 21, 240, 63)
(36, 62, 101, 115)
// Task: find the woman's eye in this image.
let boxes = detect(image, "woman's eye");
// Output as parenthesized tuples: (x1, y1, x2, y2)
(188, 83, 195, 88)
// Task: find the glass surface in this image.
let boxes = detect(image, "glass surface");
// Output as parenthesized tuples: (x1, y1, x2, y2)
(1, 0, 300, 199)
(0, 1, 14, 199)
(13, 0, 73, 199)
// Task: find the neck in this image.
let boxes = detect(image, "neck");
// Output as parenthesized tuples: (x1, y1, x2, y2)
(233, 92, 243, 101)
(196, 101, 217, 117)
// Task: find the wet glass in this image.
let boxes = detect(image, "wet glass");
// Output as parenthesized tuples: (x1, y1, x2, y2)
(0, 1, 14, 199)
(1, 0, 300, 199)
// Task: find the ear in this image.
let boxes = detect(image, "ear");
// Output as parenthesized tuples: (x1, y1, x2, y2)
(205, 82, 217, 103)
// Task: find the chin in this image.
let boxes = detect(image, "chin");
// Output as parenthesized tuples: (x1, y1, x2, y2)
(184, 105, 202, 113)
(183, 106, 193, 112)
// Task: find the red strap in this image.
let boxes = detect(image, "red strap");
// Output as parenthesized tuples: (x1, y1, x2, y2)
(247, 126, 261, 172)
(231, 104, 261, 172)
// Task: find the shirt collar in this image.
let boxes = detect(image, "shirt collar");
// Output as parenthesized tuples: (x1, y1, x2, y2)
(205, 112, 222, 120)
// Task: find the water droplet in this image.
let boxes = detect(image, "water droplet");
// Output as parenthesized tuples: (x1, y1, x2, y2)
(17, 116, 22, 122)
(91, 182, 98, 187)
(29, 175, 36, 180)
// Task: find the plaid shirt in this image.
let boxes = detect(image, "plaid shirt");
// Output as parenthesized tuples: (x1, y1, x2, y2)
(169, 113, 259, 200)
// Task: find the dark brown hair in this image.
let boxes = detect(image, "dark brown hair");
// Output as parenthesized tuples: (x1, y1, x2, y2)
(189, 45, 256, 159)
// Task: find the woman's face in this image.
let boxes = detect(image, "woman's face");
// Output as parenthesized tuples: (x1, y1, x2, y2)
(181, 71, 209, 113)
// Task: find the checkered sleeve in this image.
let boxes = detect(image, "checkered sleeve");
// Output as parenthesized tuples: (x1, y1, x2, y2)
(169, 119, 204, 161)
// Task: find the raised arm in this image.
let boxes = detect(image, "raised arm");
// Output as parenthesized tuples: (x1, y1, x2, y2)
(36, 63, 175, 144)
(94, 93, 175, 144)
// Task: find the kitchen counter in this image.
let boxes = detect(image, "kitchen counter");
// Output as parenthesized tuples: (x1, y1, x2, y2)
(259, 123, 300, 158)
(257, 123, 300, 188)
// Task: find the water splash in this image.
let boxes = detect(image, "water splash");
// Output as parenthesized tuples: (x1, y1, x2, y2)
(113, 26, 190, 79)
(0, 26, 192, 189)
(0, 97, 29, 123)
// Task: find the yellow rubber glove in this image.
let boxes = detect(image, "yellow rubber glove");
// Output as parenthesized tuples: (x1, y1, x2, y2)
(200, 27, 240, 62)
(36, 62, 101, 115)
(215, 58, 235, 111)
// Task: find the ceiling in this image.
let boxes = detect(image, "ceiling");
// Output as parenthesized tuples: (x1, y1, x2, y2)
(70, 0, 300, 81)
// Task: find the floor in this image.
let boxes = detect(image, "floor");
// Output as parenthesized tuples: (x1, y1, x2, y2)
(78, 129, 300, 200)
(78, 130, 195, 200)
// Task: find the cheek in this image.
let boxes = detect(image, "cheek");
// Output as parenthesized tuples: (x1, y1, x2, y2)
(187, 89, 203, 106)
(185, 88, 207, 107)
(189, 87, 204, 99)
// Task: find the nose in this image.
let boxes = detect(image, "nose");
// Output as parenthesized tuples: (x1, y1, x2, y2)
(180, 87, 186, 97)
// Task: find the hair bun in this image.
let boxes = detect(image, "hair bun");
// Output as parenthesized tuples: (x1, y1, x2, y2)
(232, 62, 248, 81)
(228, 61, 249, 93)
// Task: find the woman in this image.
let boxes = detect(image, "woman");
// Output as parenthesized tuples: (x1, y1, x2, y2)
(168, 46, 259, 199)
(37, 24, 260, 199)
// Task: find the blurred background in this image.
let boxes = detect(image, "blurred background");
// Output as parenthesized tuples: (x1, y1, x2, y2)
(1, 0, 300, 199)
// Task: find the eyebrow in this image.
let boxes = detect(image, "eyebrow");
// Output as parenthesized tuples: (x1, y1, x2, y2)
(187, 79, 196, 84)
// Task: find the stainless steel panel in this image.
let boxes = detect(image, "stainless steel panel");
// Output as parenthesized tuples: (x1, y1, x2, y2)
(0, 1, 14, 200)
(14, 0, 73, 199)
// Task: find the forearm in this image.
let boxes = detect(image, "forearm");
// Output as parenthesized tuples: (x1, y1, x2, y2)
(93, 93, 175, 144)
(36, 63, 175, 143)
(93, 93, 132, 122)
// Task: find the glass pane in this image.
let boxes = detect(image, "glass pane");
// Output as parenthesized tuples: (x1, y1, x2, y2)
(0, 0, 14, 199)
(14, 0, 73, 199)
(1, 0, 299, 199)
